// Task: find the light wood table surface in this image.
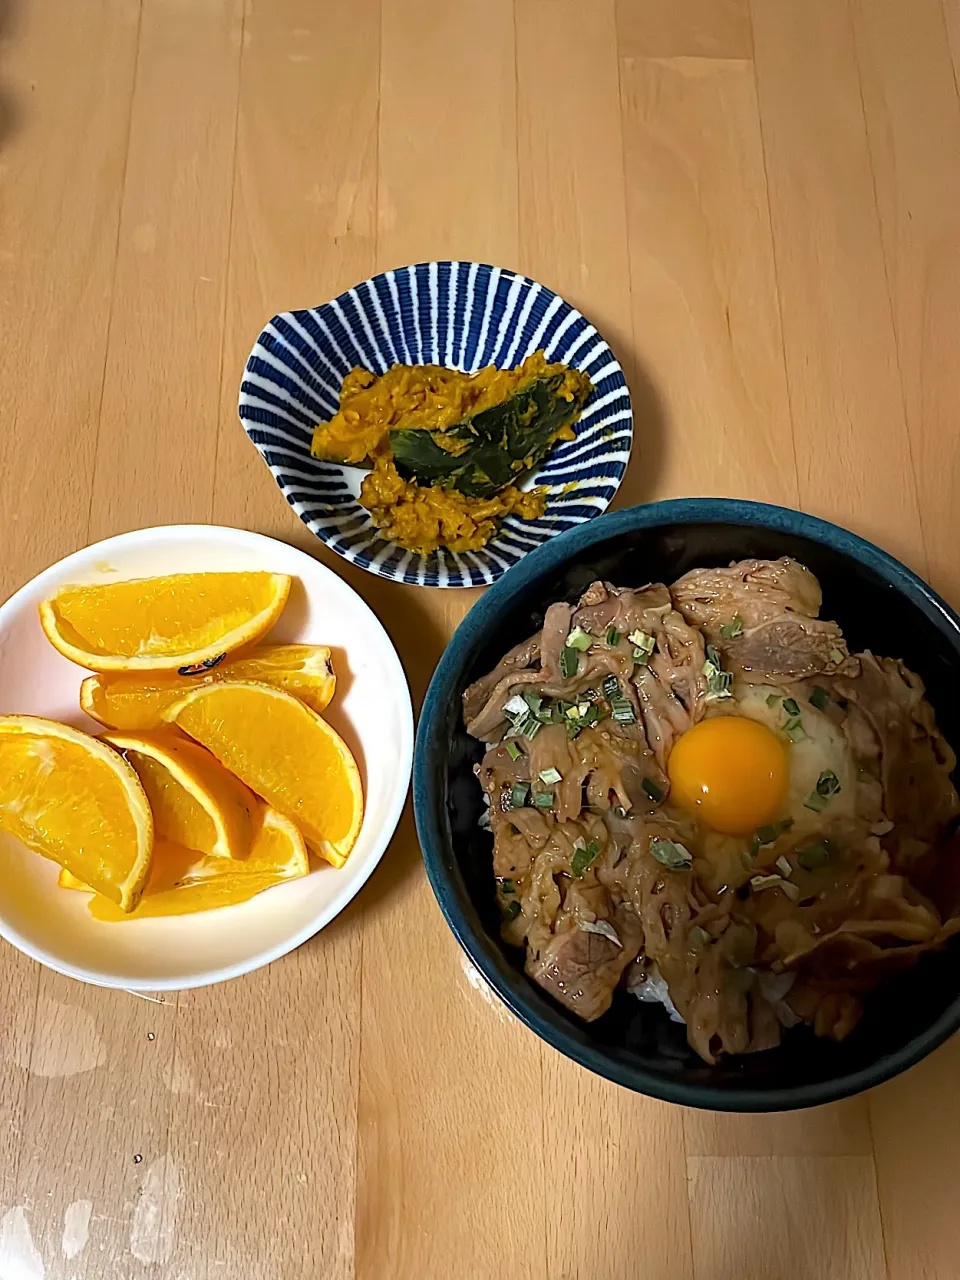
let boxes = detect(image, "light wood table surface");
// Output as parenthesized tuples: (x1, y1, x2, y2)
(1, 0, 959, 1276)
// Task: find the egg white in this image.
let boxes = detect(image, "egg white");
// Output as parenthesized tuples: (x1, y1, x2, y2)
(730, 683, 857, 837)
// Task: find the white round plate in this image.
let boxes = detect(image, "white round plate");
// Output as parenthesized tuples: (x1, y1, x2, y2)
(0, 525, 413, 990)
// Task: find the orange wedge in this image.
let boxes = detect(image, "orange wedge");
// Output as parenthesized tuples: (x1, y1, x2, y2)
(101, 729, 255, 859)
(169, 681, 362, 867)
(0, 716, 153, 910)
(59, 840, 196, 895)
(80, 644, 336, 729)
(61, 809, 309, 919)
(39, 571, 291, 672)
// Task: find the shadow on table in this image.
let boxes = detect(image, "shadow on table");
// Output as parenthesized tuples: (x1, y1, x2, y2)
(611, 347, 668, 510)
(0, 0, 22, 152)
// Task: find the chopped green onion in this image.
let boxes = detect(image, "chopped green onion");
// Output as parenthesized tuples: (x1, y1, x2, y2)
(565, 699, 604, 740)
(815, 770, 841, 797)
(566, 626, 593, 652)
(609, 696, 636, 724)
(571, 841, 601, 878)
(797, 840, 835, 871)
(509, 782, 530, 809)
(775, 855, 793, 877)
(804, 789, 828, 813)
(781, 696, 806, 741)
(719, 616, 744, 640)
(628, 630, 656, 664)
(504, 740, 522, 761)
(703, 645, 733, 701)
(522, 691, 554, 723)
(503, 900, 522, 921)
(532, 790, 554, 809)
(605, 627, 621, 647)
(703, 664, 733, 701)
(649, 838, 693, 870)
(504, 694, 528, 719)
(780, 880, 800, 901)
(602, 675, 620, 698)
(559, 647, 579, 679)
(741, 850, 757, 872)
(642, 777, 665, 803)
(809, 686, 830, 710)
(830, 648, 844, 664)
(538, 767, 562, 785)
(516, 714, 543, 740)
(499, 877, 516, 895)
(756, 818, 793, 845)
(766, 693, 779, 708)
(751, 873, 790, 893)
(689, 925, 711, 952)
(613, 805, 630, 819)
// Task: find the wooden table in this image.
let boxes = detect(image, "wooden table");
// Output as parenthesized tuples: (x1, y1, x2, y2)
(1, 1, 959, 1276)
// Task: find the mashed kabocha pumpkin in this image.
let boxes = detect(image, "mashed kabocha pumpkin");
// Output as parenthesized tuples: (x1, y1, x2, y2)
(311, 351, 592, 555)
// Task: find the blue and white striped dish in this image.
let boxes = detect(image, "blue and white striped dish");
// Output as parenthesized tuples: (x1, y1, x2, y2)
(239, 262, 633, 588)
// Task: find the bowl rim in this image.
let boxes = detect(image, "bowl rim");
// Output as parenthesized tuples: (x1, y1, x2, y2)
(0, 523, 414, 991)
(240, 259, 633, 589)
(414, 497, 960, 1110)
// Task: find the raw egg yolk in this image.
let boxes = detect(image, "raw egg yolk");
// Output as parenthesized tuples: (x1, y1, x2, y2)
(666, 716, 788, 835)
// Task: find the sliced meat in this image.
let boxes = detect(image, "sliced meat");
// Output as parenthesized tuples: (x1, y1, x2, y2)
(464, 669, 543, 741)
(462, 632, 541, 726)
(527, 723, 588, 823)
(632, 665, 691, 771)
(571, 581, 672, 637)
(577, 727, 666, 814)
(835, 653, 960, 866)
(540, 603, 574, 682)
(478, 742, 529, 790)
(650, 605, 708, 715)
(527, 902, 643, 1021)
(671, 556, 823, 635)
(671, 556, 855, 680)
(730, 617, 852, 680)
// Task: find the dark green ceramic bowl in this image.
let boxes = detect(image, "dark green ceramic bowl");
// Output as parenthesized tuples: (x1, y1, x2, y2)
(414, 500, 960, 1110)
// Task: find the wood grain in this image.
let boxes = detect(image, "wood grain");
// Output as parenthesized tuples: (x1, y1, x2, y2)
(619, 52, 797, 506)
(687, 1156, 887, 1280)
(852, 0, 960, 606)
(0, 0, 140, 594)
(542, 1060, 693, 1280)
(616, 0, 753, 59)
(683, 1098, 873, 1158)
(869, 1037, 960, 1280)
(1, 0, 959, 1275)
(87, 0, 244, 541)
(750, 0, 926, 573)
(15, 980, 177, 1280)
